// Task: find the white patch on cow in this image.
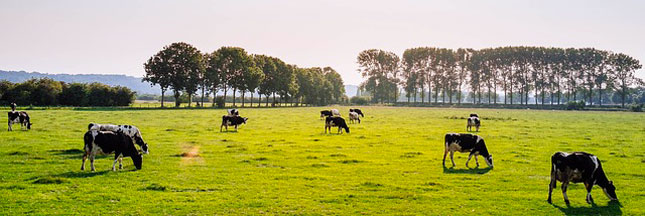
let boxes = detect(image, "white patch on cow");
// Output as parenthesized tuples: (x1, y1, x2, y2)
(331, 109, 340, 116)
(447, 142, 462, 152)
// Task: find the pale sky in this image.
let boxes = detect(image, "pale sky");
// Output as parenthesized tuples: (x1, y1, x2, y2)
(1, 0, 644, 85)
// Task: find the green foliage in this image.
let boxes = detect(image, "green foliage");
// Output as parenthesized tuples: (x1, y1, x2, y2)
(215, 96, 226, 108)
(566, 100, 586, 110)
(0, 79, 134, 106)
(0, 107, 643, 215)
(350, 96, 369, 105)
(629, 103, 643, 112)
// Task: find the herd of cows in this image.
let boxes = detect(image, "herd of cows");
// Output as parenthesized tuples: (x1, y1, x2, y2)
(5, 103, 619, 205)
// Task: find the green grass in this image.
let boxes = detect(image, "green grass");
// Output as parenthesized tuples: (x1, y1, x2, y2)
(1, 106, 643, 215)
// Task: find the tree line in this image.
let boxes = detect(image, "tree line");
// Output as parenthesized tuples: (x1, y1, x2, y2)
(143, 42, 345, 107)
(357, 47, 643, 107)
(0, 78, 135, 106)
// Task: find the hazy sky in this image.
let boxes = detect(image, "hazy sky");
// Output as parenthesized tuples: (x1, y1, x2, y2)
(1, 0, 644, 85)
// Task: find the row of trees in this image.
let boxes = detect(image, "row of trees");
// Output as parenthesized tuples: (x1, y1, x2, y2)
(0, 78, 135, 106)
(143, 42, 345, 107)
(358, 47, 643, 107)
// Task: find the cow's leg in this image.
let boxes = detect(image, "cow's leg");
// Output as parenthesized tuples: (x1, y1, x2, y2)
(112, 154, 121, 171)
(81, 152, 87, 170)
(118, 156, 123, 170)
(561, 182, 570, 205)
(466, 154, 473, 168)
(548, 179, 556, 203)
(476, 125, 480, 132)
(442, 144, 448, 167)
(585, 181, 594, 204)
(474, 155, 480, 167)
(235, 125, 238, 131)
(450, 151, 456, 167)
(337, 126, 341, 134)
(90, 154, 96, 172)
(7, 122, 11, 131)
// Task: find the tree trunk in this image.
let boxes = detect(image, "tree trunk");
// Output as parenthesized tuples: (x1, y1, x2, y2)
(232, 88, 237, 107)
(241, 91, 245, 107)
(188, 93, 192, 107)
(174, 90, 180, 107)
(266, 94, 270, 107)
(258, 94, 262, 107)
(201, 87, 205, 107)
(161, 90, 165, 108)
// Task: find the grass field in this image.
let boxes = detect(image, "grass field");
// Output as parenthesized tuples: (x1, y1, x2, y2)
(1, 106, 643, 215)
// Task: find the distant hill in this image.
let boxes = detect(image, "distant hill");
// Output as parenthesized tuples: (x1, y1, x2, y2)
(1, 70, 358, 97)
(0, 70, 160, 95)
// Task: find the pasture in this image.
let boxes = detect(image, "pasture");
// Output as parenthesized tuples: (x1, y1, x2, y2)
(1, 107, 644, 215)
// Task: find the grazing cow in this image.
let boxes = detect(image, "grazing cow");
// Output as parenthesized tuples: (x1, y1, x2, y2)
(443, 133, 493, 168)
(227, 109, 239, 116)
(8, 111, 31, 131)
(221, 115, 248, 132)
(349, 108, 364, 117)
(349, 111, 361, 124)
(548, 152, 617, 205)
(320, 110, 333, 118)
(82, 131, 142, 171)
(325, 116, 349, 134)
(88, 123, 149, 154)
(467, 116, 481, 132)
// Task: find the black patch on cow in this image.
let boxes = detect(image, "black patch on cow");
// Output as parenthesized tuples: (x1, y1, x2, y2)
(350, 109, 364, 117)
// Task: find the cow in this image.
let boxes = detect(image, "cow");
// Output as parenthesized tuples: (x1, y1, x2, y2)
(8, 111, 31, 131)
(349, 111, 361, 124)
(221, 115, 248, 132)
(349, 108, 364, 117)
(320, 110, 333, 118)
(331, 109, 341, 116)
(548, 152, 618, 205)
(82, 130, 142, 171)
(443, 133, 493, 168)
(470, 113, 478, 118)
(88, 123, 149, 154)
(467, 116, 481, 132)
(227, 109, 239, 116)
(325, 116, 349, 134)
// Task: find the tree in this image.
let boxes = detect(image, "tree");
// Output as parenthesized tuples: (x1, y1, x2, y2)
(357, 49, 400, 103)
(204, 52, 223, 107)
(254, 55, 277, 107)
(610, 53, 643, 107)
(240, 62, 264, 107)
(59, 83, 88, 106)
(323, 67, 345, 103)
(144, 46, 174, 108)
(211, 47, 254, 107)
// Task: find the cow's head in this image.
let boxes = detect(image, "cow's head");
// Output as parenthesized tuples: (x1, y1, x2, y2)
(603, 181, 618, 201)
(243, 117, 248, 124)
(134, 136, 149, 154)
(10, 103, 16, 111)
(27, 122, 32, 129)
(484, 155, 493, 168)
(131, 154, 143, 170)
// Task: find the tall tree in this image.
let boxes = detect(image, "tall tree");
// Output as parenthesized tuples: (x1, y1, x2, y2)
(211, 47, 254, 107)
(143, 47, 173, 107)
(357, 49, 400, 103)
(610, 53, 643, 107)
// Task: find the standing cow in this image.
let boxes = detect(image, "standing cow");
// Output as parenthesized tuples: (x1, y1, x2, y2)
(325, 116, 349, 134)
(88, 123, 149, 154)
(349, 109, 365, 117)
(443, 133, 493, 168)
(548, 152, 617, 205)
(467, 116, 480, 132)
(349, 111, 361, 124)
(8, 103, 32, 131)
(82, 130, 142, 171)
(221, 115, 248, 132)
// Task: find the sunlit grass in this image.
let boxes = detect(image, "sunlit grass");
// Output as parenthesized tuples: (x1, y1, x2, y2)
(0, 106, 643, 215)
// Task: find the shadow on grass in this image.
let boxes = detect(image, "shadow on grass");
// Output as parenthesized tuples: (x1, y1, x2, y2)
(49, 149, 84, 155)
(442, 166, 492, 174)
(552, 200, 622, 215)
(53, 170, 110, 178)
(219, 130, 239, 133)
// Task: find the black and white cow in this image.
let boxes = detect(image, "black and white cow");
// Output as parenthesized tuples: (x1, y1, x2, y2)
(221, 115, 248, 132)
(443, 133, 493, 168)
(467, 116, 481, 132)
(548, 152, 618, 205)
(349, 111, 361, 124)
(88, 123, 149, 154)
(82, 130, 142, 171)
(325, 116, 349, 134)
(470, 113, 478, 118)
(349, 108, 364, 117)
(8, 111, 31, 131)
(320, 110, 333, 118)
(227, 109, 239, 116)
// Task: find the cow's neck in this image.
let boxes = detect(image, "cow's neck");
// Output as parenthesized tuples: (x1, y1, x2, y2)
(594, 168, 611, 187)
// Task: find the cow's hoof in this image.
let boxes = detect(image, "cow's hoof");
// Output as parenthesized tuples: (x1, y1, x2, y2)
(565, 200, 570, 205)
(547, 199, 552, 204)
